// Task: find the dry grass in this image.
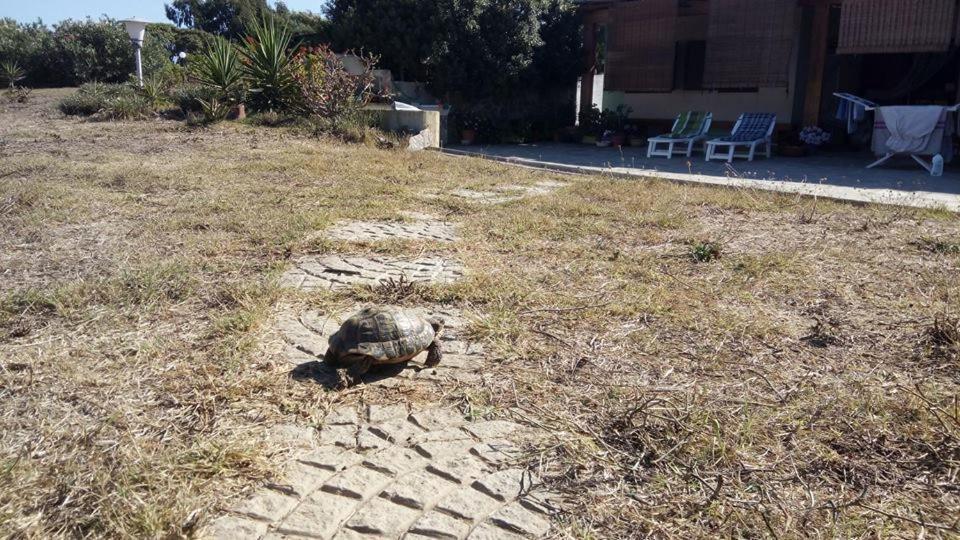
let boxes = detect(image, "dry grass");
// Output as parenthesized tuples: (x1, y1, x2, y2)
(1, 90, 959, 538)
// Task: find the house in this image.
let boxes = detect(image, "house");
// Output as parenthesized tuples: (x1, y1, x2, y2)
(576, 0, 960, 134)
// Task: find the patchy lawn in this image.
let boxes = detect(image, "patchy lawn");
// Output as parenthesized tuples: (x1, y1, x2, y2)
(2, 89, 959, 538)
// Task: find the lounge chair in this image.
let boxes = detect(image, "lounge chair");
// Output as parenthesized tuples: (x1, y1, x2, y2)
(705, 113, 776, 162)
(646, 111, 713, 158)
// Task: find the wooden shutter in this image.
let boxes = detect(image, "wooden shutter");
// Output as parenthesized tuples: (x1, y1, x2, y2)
(703, 0, 798, 89)
(838, 0, 957, 54)
(605, 0, 678, 92)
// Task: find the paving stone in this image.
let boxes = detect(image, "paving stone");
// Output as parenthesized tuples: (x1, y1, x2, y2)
(487, 501, 551, 537)
(434, 486, 502, 522)
(321, 465, 392, 500)
(332, 529, 389, 540)
(273, 460, 336, 498)
(268, 424, 318, 449)
(202, 514, 269, 539)
(519, 492, 563, 516)
(276, 490, 358, 538)
(414, 429, 477, 460)
(343, 496, 421, 536)
(367, 403, 409, 423)
(297, 445, 362, 470)
(450, 189, 522, 205)
(282, 255, 464, 291)
(325, 407, 360, 425)
(409, 409, 468, 431)
(277, 312, 329, 358)
(468, 521, 526, 540)
(469, 440, 523, 466)
(228, 487, 300, 522)
(426, 454, 489, 485)
(407, 510, 472, 539)
(462, 420, 519, 440)
(378, 469, 457, 510)
(471, 469, 534, 502)
(365, 417, 424, 445)
(356, 427, 392, 451)
(362, 446, 429, 476)
(326, 219, 458, 243)
(415, 428, 474, 444)
(318, 424, 357, 448)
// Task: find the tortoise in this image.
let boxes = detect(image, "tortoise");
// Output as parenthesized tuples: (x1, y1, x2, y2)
(323, 306, 444, 387)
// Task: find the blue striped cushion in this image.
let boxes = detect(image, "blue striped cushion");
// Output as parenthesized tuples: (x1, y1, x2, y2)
(718, 113, 775, 142)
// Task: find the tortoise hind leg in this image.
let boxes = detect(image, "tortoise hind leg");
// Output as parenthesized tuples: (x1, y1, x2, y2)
(424, 339, 442, 368)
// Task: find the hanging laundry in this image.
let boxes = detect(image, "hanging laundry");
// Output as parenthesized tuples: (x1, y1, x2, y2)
(833, 93, 877, 134)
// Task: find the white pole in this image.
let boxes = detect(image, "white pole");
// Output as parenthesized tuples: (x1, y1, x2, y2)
(134, 44, 143, 86)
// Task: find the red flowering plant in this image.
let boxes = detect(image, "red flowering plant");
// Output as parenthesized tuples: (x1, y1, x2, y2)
(291, 45, 384, 123)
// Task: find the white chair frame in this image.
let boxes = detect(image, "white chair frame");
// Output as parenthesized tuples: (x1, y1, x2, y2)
(646, 113, 713, 159)
(705, 114, 777, 162)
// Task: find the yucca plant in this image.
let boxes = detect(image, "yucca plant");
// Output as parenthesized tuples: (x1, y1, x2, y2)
(1, 61, 26, 89)
(192, 37, 245, 105)
(197, 97, 230, 124)
(240, 17, 298, 112)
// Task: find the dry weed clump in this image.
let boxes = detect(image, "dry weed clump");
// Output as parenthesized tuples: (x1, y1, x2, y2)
(921, 314, 960, 364)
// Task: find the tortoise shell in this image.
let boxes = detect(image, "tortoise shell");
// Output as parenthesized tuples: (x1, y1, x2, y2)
(325, 306, 437, 368)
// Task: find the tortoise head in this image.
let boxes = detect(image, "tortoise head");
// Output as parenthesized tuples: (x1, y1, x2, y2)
(427, 316, 445, 335)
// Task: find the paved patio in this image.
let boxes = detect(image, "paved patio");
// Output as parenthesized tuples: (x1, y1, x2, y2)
(443, 143, 960, 211)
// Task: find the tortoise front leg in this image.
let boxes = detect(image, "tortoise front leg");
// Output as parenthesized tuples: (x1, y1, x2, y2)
(337, 356, 374, 389)
(424, 339, 442, 368)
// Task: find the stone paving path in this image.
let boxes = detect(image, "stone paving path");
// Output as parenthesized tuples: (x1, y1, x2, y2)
(205, 407, 557, 540)
(280, 255, 464, 291)
(326, 220, 458, 244)
(205, 179, 571, 538)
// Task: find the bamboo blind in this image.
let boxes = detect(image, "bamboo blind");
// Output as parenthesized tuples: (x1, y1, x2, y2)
(837, 0, 957, 54)
(604, 0, 678, 92)
(702, 0, 797, 89)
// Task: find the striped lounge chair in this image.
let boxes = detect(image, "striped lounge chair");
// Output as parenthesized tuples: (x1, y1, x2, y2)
(705, 113, 777, 162)
(646, 111, 713, 158)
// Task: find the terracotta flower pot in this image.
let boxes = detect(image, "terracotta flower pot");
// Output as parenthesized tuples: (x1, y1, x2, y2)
(229, 103, 246, 121)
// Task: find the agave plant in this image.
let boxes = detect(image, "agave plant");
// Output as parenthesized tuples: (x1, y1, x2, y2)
(191, 37, 245, 105)
(240, 17, 298, 112)
(1, 61, 26, 89)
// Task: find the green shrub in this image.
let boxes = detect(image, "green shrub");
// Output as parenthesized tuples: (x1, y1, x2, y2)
(240, 18, 298, 112)
(59, 83, 113, 115)
(1, 60, 25, 88)
(58, 83, 152, 119)
(170, 83, 217, 114)
(0, 18, 212, 87)
(197, 97, 230, 124)
(246, 110, 295, 126)
(690, 241, 722, 263)
(292, 45, 380, 121)
(191, 37, 245, 105)
(100, 93, 151, 120)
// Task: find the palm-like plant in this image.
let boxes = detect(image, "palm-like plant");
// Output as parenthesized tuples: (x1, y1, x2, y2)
(1, 61, 26, 89)
(191, 37, 245, 105)
(240, 17, 298, 112)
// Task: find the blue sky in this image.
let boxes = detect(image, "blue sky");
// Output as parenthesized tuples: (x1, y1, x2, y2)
(5, 0, 326, 25)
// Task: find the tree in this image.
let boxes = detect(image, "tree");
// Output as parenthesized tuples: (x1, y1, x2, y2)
(325, 0, 581, 102)
(165, 0, 271, 38)
(326, 0, 438, 83)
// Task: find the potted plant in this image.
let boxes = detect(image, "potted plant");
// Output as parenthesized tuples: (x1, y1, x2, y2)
(799, 125, 831, 154)
(459, 112, 481, 145)
(598, 104, 633, 147)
